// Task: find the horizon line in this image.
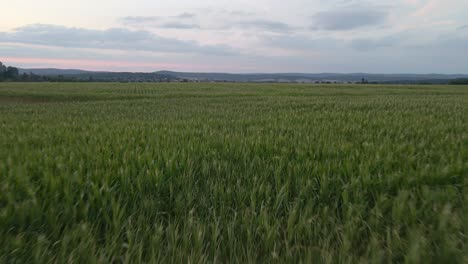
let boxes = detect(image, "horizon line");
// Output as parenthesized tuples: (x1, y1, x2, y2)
(14, 67, 468, 76)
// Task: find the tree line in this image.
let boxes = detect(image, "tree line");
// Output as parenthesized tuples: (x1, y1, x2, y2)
(0, 61, 178, 82)
(2, 61, 468, 84)
(0, 62, 19, 81)
(0, 61, 53, 82)
(448, 78, 468, 85)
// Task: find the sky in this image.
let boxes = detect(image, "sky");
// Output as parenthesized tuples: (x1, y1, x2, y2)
(1, 0, 467, 73)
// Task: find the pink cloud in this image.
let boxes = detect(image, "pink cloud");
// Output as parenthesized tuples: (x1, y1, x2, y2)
(2, 56, 192, 72)
(2, 56, 263, 73)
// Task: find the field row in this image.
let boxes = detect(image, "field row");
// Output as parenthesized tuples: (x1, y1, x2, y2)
(0, 83, 466, 262)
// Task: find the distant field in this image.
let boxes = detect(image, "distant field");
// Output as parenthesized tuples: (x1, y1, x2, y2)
(0, 83, 466, 263)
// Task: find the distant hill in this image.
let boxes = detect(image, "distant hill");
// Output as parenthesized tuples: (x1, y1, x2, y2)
(18, 68, 92, 75)
(19, 68, 177, 82)
(156, 71, 468, 83)
(18, 68, 468, 84)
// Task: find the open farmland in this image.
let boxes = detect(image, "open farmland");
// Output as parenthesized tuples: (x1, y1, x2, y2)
(0, 82, 466, 262)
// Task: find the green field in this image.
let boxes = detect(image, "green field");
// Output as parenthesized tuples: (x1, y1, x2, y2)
(0, 83, 466, 263)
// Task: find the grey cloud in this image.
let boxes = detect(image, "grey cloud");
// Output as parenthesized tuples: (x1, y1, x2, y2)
(313, 5, 388, 31)
(349, 31, 421, 52)
(235, 20, 294, 33)
(120, 11, 290, 33)
(120, 13, 196, 26)
(434, 33, 468, 49)
(0, 24, 237, 56)
(176, 12, 196, 19)
(350, 37, 395, 51)
(120, 16, 159, 24)
(263, 34, 339, 50)
(215, 9, 256, 17)
(458, 25, 468, 30)
(160, 22, 200, 29)
(349, 30, 468, 55)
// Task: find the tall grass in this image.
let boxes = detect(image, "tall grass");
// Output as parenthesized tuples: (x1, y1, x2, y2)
(0, 83, 466, 263)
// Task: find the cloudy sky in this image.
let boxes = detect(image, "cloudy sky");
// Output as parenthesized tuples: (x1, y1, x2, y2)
(1, 0, 467, 73)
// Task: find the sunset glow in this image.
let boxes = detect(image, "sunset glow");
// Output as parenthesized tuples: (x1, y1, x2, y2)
(1, 0, 467, 73)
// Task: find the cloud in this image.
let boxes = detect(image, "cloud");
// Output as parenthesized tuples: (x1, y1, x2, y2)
(176, 12, 196, 19)
(0, 24, 237, 56)
(263, 34, 339, 50)
(227, 10, 256, 17)
(434, 32, 468, 49)
(349, 29, 468, 55)
(160, 22, 200, 29)
(120, 13, 196, 26)
(119, 13, 291, 33)
(119, 13, 201, 30)
(312, 5, 389, 31)
(236, 19, 294, 33)
(458, 25, 468, 30)
(350, 37, 396, 51)
(120, 16, 159, 25)
(0, 42, 244, 72)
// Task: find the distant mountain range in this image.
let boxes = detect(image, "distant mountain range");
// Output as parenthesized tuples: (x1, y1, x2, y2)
(19, 68, 468, 84)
